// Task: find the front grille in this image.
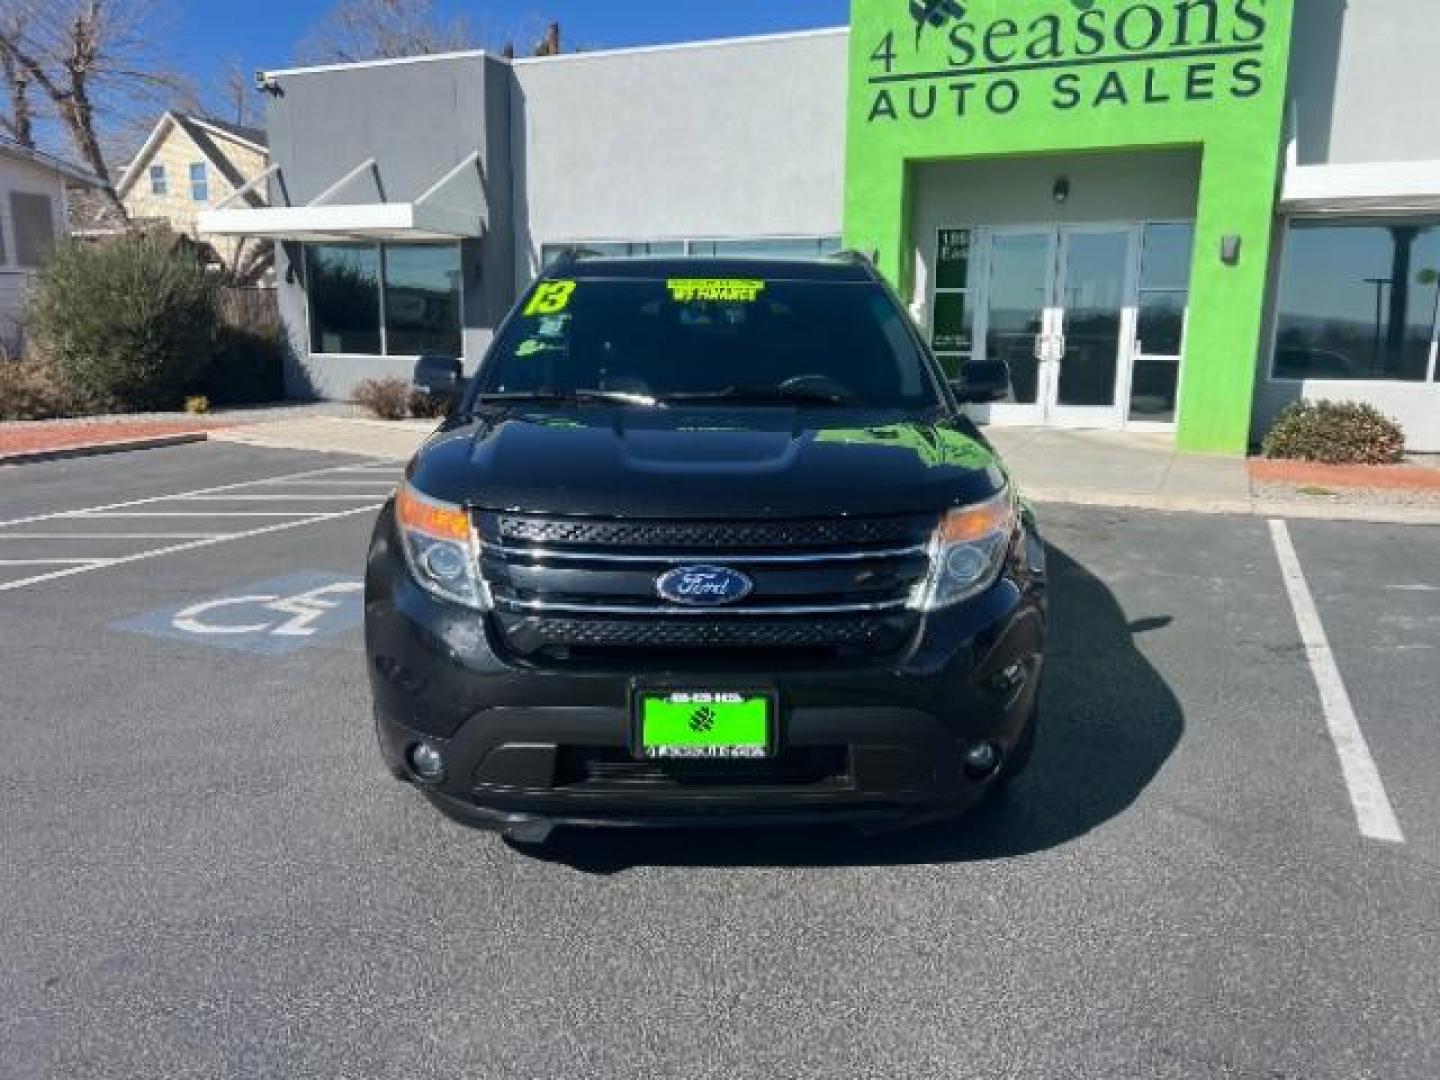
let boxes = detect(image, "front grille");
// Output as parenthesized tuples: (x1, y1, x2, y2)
(477, 512, 933, 661)
(493, 513, 929, 551)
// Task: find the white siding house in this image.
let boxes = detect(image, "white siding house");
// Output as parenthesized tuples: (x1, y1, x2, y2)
(0, 140, 98, 353)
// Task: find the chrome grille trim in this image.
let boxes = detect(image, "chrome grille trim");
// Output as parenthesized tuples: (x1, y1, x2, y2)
(481, 542, 928, 566)
(493, 597, 910, 617)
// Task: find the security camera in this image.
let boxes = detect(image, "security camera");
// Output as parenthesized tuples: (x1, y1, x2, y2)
(255, 71, 281, 95)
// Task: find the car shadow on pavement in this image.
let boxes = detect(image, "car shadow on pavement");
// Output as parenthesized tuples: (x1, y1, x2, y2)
(527, 544, 1183, 875)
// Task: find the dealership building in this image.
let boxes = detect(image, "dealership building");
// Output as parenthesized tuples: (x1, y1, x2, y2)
(202, 0, 1440, 452)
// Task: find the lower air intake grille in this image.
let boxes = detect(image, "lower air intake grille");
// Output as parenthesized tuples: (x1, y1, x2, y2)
(498, 615, 907, 652)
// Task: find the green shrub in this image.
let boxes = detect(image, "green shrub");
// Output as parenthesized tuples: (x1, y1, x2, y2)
(1261, 400, 1406, 465)
(28, 235, 220, 413)
(408, 388, 455, 420)
(0, 358, 73, 420)
(354, 377, 412, 420)
(206, 324, 286, 405)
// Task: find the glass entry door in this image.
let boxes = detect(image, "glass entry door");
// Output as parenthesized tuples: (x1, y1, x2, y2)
(981, 230, 1057, 425)
(1049, 226, 1135, 428)
(930, 224, 1142, 429)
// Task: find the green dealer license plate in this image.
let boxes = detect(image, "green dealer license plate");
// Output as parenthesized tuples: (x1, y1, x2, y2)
(636, 691, 775, 760)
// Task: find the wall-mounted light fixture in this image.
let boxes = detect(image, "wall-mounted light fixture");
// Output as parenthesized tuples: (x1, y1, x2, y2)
(1221, 234, 1243, 265)
(1052, 176, 1071, 205)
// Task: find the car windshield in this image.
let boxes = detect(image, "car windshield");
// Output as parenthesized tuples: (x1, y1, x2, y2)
(472, 275, 942, 411)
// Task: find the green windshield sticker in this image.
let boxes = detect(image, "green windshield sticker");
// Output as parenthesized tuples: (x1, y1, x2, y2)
(524, 280, 577, 317)
(667, 279, 767, 303)
(516, 339, 561, 359)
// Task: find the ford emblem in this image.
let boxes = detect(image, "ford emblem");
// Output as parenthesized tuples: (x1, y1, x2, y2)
(656, 565, 754, 607)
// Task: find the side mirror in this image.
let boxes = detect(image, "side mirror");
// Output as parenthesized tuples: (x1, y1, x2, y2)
(412, 355, 464, 399)
(950, 359, 1011, 405)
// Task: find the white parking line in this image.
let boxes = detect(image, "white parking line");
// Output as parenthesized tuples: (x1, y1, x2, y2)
(0, 461, 394, 530)
(1270, 520, 1405, 845)
(0, 505, 382, 594)
(0, 533, 230, 540)
(0, 558, 111, 566)
(250, 479, 398, 487)
(181, 494, 390, 502)
(79, 512, 329, 519)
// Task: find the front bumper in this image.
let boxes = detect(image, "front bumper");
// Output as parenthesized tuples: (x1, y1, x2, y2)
(365, 506, 1047, 837)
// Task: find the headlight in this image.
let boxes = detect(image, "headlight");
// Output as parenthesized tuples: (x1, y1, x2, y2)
(394, 481, 488, 610)
(908, 490, 1017, 612)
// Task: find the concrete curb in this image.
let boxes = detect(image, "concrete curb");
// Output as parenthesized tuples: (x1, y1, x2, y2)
(0, 431, 210, 467)
(1025, 487, 1440, 527)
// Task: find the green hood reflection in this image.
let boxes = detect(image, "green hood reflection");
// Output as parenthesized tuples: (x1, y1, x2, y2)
(816, 424, 994, 470)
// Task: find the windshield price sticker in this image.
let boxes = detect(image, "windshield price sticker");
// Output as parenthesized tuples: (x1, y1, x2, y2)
(667, 279, 767, 303)
(524, 280, 577, 316)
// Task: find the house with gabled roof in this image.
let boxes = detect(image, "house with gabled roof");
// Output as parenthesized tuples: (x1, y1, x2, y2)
(116, 112, 272, 283)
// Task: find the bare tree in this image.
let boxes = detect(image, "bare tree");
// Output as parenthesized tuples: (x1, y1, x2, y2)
(0, 0, 189, 212)
(205, 55, 256, 129)
(502, 20, 563, 59)
(0, 11, 33, 146)
(300, 0, 479, 63)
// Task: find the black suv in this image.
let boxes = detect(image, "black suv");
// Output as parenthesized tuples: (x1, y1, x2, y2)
(365, 256, 1047, 843)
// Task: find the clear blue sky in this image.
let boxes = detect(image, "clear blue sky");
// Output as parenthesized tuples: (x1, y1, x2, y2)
(173, 1, 849, 110)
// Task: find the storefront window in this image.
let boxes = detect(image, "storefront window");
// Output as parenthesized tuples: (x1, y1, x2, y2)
(384, 245, 463, 356)
(541, 236, 842, 267)
(688, 237, 842, 258)
(542, 241, 686, 265)
(1272, 222, 1440, 382)
(306, 242, 463, 357)
(307, 244, 382, 355)
(1131, 222, 1195, 423)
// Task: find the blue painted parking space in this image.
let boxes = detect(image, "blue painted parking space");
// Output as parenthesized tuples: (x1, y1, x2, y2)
(113, 571, 364, 655)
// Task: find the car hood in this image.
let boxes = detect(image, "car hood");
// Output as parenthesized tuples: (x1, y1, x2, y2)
(406, 407, 1009, 518)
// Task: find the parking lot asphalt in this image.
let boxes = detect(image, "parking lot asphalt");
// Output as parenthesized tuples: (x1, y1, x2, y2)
(1, 443, 1437, 1079)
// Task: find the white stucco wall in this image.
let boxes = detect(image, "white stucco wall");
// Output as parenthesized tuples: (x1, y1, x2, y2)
(1290, 0, 1440, 168)
(510, 29, 849, 290)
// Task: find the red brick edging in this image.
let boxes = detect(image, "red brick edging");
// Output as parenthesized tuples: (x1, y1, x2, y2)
(0, 419, 233, 458)
(1249, 458, 1440, 492)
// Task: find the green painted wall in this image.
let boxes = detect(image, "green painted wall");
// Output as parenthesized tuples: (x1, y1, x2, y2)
(844, 0, 1296, 453)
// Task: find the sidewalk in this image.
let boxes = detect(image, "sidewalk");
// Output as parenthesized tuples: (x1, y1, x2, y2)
(987, 427, 1440, 525)
(211, 415, 437, 460)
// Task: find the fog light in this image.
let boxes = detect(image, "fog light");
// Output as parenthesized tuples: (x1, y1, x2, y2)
(963, 741, 1002, 779)
(409, 742, 446, 781)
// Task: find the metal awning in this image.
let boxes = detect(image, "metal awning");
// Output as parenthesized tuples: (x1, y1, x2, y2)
(1280, 159, 1440, 215)
(197, 153, 485, 242)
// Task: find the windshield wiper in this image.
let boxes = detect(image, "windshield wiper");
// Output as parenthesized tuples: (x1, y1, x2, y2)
(660, 385, 856, 406)
(472, 388, 659, 408)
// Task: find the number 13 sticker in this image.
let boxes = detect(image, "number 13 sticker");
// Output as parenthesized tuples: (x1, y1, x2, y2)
(524, 280, 576, 316)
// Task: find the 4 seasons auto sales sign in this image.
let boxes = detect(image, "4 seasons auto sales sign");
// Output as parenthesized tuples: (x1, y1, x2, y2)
(864, 0, 1277, 125)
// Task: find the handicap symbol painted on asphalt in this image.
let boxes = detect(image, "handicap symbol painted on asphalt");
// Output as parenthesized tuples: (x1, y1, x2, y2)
(114, 572, 364, 655)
